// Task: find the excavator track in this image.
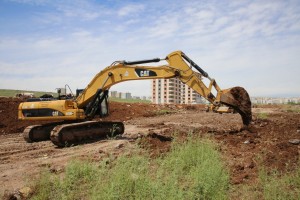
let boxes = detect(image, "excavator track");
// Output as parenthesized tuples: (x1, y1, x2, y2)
(50, 121, 125, 147)
(23, 122, 65, 142)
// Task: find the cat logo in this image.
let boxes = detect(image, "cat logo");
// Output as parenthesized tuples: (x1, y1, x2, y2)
(140, 70, 150, 77)
(135, 69, 157, 77)
(52, 111, 59, 116)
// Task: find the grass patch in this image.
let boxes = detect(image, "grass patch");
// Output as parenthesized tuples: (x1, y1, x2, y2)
(109, 97, 151, 103)
(30, 137, 229, 200)
(259, 167, 300, 200)
(257, 112, 269, 120)
(153, 137, 229, 199)
(284, 105, 300, 113)
(0, 89, 57, 98)
(31, 161, 98, 200)
(231, 164, 300, 200)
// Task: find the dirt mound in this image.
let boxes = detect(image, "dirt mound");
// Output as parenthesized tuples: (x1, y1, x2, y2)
(104, 103, 160, 121)
(0, 97, 199, 135)
(0, 97, 64, 135)
(0, 97, 27, 135)
(138, 132, 173, 157)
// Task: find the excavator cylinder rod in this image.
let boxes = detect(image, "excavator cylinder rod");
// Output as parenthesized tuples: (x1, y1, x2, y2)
(181, 53, 209, 78)
(50, 121, 125, 147)
(123, 58, 161, 65)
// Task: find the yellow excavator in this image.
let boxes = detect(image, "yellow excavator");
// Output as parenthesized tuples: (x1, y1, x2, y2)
(18, 50, 252, 147)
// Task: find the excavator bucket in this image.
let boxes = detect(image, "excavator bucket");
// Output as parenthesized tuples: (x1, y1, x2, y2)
(220, 87, 252, 125)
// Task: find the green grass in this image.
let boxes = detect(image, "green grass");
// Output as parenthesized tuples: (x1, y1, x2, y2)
(257, 112, 269, 120)
(284, 105, 300, 113)
(153, 137, 229, 200)
(109, 97, 151, 103)
(30, 137, 229, 200)
(259, 167, 300, 200)
(0, 89, 57, 98)
(231, 164, 300, 200)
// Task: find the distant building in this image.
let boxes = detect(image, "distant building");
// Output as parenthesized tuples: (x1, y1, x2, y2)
(251, 97, 300, 104)
(132, 96, 141, 100)
(152, 78, 181, 104)
(152, 76, 206, 104)
(110, 91, 118, 98)
(120, 92, 132, 99)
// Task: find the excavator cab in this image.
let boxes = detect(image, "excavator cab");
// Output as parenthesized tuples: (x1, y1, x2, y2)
(84, 89, 109, 118)
(100, 93, 109, 117)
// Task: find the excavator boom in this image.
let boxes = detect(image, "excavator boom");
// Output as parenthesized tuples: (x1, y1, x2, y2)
(18, 50, 252, 146)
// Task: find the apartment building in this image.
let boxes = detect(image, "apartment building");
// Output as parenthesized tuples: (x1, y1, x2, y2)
(109, 91, 132, 99)
(152, 77, 204, 104)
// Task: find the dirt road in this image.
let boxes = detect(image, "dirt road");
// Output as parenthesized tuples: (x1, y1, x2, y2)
(0, 97, 299, 197)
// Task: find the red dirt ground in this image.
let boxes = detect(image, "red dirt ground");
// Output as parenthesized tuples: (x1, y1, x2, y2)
(0, 97, 299, 198)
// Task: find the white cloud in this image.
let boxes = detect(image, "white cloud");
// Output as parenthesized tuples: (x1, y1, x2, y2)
(147, 17, 179, 38)
(1, 0, 300, 97)
(117, 4, 145, 16)
(8, 0, 48, 5)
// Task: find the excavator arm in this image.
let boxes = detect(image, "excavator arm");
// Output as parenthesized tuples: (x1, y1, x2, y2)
(75, 50, 251, 124)
(76, 51, 217, 107)
(18, 50, 252, 147)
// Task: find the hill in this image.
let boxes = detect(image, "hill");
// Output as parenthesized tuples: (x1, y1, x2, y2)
(0, 89, 57, 98)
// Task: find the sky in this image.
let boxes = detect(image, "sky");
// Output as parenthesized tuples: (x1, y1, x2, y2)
(0, 0, 299, 97)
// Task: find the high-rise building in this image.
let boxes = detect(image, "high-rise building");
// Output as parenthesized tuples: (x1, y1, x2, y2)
(152, 77, 205, 104)
(109, 91, 118, 98)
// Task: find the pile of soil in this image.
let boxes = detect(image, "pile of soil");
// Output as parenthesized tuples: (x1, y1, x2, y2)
(0, 97, 203, 135)
(0, 97, 28, 134)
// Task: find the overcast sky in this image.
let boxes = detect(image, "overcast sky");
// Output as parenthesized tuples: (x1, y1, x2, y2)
(0, 0, 299, 97)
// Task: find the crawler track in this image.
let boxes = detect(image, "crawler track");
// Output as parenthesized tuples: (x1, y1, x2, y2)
(50, 121, 125, 147)
(23, 122, 65, 142)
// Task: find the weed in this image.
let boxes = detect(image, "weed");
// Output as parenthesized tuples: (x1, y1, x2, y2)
(281, 104, 300, 113)
(30, 137, 229, 200)
(232, 163, 300, 200)
(107, 123, 119, 139)
(257, 112, 269, 120)
(155, 109, 174, 116)
(108, 97, 151, 103)
(259, 167, 300, 200)
(154, 137, 229, 200)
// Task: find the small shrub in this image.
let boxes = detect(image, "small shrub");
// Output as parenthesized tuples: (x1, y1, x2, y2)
(232, 157, 300, 200)
(259, 167, 300, 200)
(155, 109, 174, 115)
(282, 104, 300, 113)
(257, 112, 269, 120)
(154, 137, 229, 200)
